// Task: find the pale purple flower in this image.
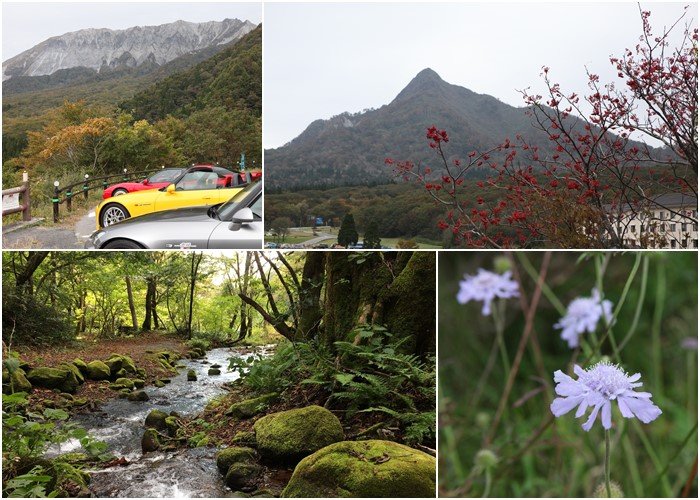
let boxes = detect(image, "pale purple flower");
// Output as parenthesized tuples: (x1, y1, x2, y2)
(551, 362, 662, 431)
(457, 269, 519, 316)
(554, 289, 613, 348)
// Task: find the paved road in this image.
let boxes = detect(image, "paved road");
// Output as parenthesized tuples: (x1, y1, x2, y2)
(300, 233, 336, 246)
(2, 210, 95, 249)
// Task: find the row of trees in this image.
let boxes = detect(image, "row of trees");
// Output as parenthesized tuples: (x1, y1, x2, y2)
(391, 7, 697, 248)
(3, 101, 261, 191)
(1, 252, 266, 345)
(2, 251, 435, 357)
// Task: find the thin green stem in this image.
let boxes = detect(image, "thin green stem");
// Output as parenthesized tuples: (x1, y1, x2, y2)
(651, 260, 665, 399)
(482, 469, 492, 498)
(618, 256, 649, 351)
(634, 420, 673, 496)
(514, 252, 566, 315)
(605, 429, 612, 498)
(622, 434, 644, 497)
(492, 302, 510, 382)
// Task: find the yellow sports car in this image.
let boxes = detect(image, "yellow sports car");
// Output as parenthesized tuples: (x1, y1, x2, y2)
(96, 165, 247, 229)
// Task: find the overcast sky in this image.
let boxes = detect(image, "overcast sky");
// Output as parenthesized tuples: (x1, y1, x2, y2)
(2, 1, 262, 60)
(264, 2, 696, 148)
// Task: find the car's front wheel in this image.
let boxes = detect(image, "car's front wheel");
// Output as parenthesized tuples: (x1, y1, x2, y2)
(102, 239, 144, 249)
(100, 203, 130, 227)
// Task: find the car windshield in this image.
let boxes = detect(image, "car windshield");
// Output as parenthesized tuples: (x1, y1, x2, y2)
(216, 183, 261, 220)
(148, 169, 183, 183)
(175, 171, 219, 191)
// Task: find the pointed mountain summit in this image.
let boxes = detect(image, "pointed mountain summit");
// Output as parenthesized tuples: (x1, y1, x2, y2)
(266, 69, 541, 190)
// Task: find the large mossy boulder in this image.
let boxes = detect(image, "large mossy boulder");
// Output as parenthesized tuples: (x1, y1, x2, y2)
(26, 367, 69, 388)
(208, 368, 221, 376)
(26, 367, 78, 393)
(216, 447, 257, 475)
(145, 409, 169, 431)
(227, 393, 279, 419)
(3, 369, 33, 394)
(253, 405, 344, 463)
(281, 440, 436, 498)
(85, 361, 110, 381)
(187, 370, 197, 381)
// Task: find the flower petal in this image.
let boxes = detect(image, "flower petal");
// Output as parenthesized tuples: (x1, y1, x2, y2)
(551, 396, 583, 417)
(574, 398, 589, 418)
(617, 397, 634, 418)
(601, 400, 612, 429)
(582, 402, 602, 431)
(619, 395, 662, 423)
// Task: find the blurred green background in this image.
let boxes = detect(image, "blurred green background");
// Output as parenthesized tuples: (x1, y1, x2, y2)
(439, 251, 697, 497)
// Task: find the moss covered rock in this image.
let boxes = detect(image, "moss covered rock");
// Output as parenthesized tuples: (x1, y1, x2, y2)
(154, 380, 166, 388)
(5, 369, 33, 394)
(26, 367, 78, 393)
(141, 428, 160, 452)
(114, 368, 128, 379)
(281, 440, 436, 497)
(254, 405, 344, 462)
(216, 447, 257, 475)
(114, 377, 135, 390)
(225, 462, 263, 492)
(26, 367, 69, 389)
(104, 356, 123, 374)
(227, 393, 279, 419)
(85, 361, 110, 381)
(187, 370, 197, 381)
(136, 368, 147, 378)
(145, 409, 169, 430)
(133, 379, 145, 389)
(127, 390, 149, 402)
(58, 363, 85, 384)
(164, 416, 180, 437)
(72, 358, 88, 374)
(232, 431, 257, 447)
(208, 368, 221, 376)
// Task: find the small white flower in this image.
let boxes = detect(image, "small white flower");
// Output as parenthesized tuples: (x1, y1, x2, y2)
(551, 362, 662, 431)
(554, 289, 613, 348)
(457, 269, 519, 316)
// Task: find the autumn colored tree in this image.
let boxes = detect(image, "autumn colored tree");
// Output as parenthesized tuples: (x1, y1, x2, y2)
(389, 7, 697, 248)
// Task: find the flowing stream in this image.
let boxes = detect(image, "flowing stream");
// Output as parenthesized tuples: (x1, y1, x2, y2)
(52, 347, 269, 498)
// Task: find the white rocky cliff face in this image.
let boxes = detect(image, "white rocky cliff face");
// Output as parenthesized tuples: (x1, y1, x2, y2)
(2, 18, 255, 80)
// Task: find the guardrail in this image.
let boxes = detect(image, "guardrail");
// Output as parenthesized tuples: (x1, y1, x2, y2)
(2, 172, 32, 221)
(51, 168, 162, 223)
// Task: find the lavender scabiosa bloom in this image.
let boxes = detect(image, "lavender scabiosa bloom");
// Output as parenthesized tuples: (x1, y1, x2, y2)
(551, 362, 662, 431)
(554, 289, 613, 348)
(456, 269, 519, 316)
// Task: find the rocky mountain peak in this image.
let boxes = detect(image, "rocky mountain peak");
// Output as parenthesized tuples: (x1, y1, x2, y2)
(2, 18, 255, 80)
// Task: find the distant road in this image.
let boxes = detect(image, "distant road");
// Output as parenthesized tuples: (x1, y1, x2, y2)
(301, 233, 336, 246)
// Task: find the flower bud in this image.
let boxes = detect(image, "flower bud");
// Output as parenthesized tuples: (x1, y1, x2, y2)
(474, 449, 498, 472)
(493, 256, 512, 274)
(593, 481, 624, 497)
(475, 411, 490, 429)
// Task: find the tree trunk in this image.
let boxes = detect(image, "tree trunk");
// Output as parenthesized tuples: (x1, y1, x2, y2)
(186, 253, 203, 339)
(15, 251, 49, 297)
(142, 277, 156, 331)
(125, 275, 138, 330)
(297, 251, 325, 339)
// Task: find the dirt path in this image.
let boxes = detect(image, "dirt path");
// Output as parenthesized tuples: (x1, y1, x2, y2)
(2, 210, 94, 249)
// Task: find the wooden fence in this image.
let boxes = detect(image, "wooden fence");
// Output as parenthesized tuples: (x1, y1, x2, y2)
(2, 172, 32, 222)
(51, 168, 162, 223)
